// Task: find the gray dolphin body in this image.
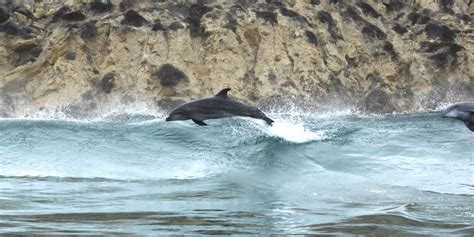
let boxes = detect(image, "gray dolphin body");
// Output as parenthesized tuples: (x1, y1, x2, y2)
(165, 88, 274, 126)
(441, 102, 474, 131)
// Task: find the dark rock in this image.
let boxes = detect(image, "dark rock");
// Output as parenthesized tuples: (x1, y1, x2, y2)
(419, 41, 462, 53)
(189, 3, 212, 19)
(119, 0, 134, 12)
(407, 11, 430, 25)
(268, 71, 277, 83)
(121, 10, 147, 27)
(317, 11, 335, 27)
(168, 21, 184, 31)
(458, 14, 472, 23)
(392, 24, 407, 35)
(305, 30, 318, 45)
(100, 72, 115, 93)
(64, 50, 76, 61)
(89, 0, 113, 13)
(383, 0, 404, 12)
(62, 11, 86, 21)
(157, 98, 186, 111)
(151, 20, 166, 31)
(0, 6, 9, 24)
(184, 17, 203, 37)
(407, 12, 420, 25)
(12, 5, 35, 20)
(51, 6, 71, 23)
(428, 43, 463, 68)
(439, 0, 454, 11)
(0, 21, 32, 38)
(425, 23, 457, 41)
(317, 11, 342, 40)
(153, 64, 189, 87)
(255, 11, 277, 25)
(365, 89, 395, 114)
(81, 90, 94, 101)
(344, 6, 365, 24)
(280, 7, 309, 24)
(383, 41, 398, 59)
(356, 2, 380, 18)
(361, 23, 386, 40)
(310, 0, 320, 5)
(223, 13, 239, 32)
(81, 21, 98, 38)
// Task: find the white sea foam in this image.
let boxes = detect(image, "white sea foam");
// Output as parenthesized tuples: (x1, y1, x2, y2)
(266, 120, 325, 143)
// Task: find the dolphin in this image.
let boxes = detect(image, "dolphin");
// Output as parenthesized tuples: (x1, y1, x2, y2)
(165, 88, 274, 126)
(441, 102, 474, 131)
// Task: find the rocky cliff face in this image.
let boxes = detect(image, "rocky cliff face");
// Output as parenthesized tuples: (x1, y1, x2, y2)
(0, 0, 472, 118)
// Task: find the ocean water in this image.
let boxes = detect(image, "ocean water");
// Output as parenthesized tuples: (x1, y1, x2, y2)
(0, 112, 473, 235)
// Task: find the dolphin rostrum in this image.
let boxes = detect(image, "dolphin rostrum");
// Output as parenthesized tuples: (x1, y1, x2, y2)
(441, 102, 474, 132)
(165, 88, 274, 126)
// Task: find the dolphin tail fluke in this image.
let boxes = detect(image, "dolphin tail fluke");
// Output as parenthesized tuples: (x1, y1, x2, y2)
(263, 117, 274, 126)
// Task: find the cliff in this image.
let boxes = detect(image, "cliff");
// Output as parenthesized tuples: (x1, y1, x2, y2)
(0, 0, 473, 118)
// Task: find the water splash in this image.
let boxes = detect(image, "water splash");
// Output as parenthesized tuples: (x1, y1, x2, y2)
(266, 121, 325, 143)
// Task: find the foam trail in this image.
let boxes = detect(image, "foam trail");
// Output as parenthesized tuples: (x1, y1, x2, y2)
(267, 121, 325, 143)
(248, 116, 325, 143)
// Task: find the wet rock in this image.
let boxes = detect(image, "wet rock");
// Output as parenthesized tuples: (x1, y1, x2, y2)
(121, 10, 147, 27)
(152, 64, 189, 87)
(361, 23, 387, 40)
(100, 72, 115, 93)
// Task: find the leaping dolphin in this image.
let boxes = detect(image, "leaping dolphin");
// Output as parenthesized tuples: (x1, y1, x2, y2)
(441, 102, 474, 132)
(165, 88, 274, 126)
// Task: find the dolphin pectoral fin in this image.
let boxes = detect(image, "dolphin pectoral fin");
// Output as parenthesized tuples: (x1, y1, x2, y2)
(192, 119, 207, 126)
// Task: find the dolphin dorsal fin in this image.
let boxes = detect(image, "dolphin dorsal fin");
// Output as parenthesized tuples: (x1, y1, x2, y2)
(215, 88, 231, 99)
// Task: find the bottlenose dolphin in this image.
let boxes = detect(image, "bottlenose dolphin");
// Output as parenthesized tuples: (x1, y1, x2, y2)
(441, 102, 474, 131)
(165, 88, 274, 126)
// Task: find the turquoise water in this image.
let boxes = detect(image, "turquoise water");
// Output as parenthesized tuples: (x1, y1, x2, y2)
(0, 113, 473, 235)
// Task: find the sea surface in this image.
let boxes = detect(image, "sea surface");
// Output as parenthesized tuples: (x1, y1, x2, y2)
(0, 112, 473, 235)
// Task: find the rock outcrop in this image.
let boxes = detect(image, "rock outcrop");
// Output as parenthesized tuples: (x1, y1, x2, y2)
(0, 0, 473, 118)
